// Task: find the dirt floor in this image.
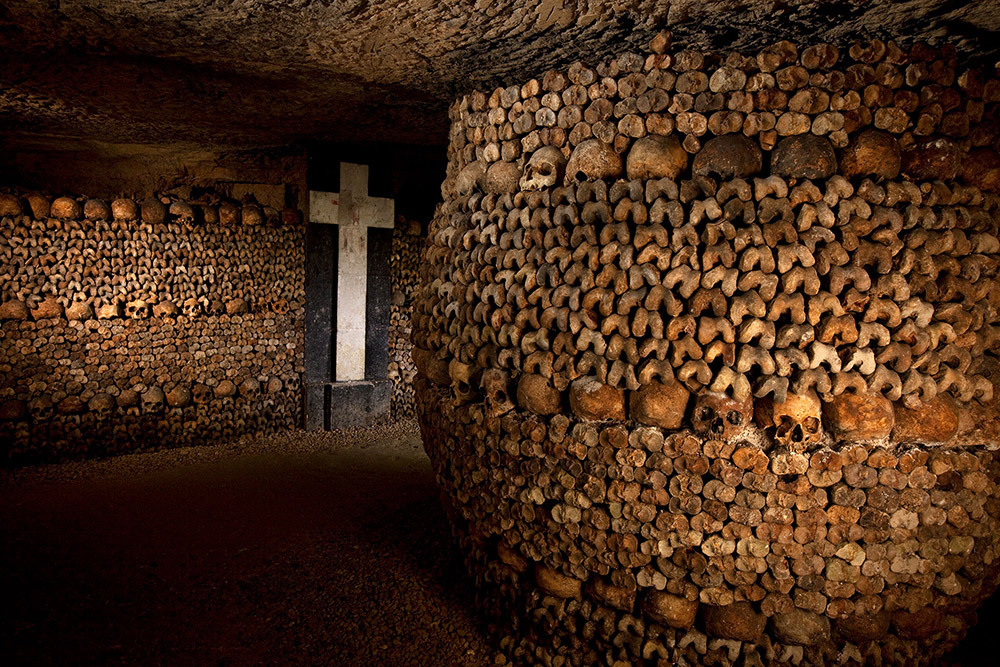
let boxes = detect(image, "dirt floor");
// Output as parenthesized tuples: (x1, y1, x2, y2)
(1, 420, 494, 666)
(2, 420, 998, 666)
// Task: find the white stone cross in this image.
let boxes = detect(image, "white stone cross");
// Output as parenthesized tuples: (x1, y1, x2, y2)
(309, 162, 394, 381)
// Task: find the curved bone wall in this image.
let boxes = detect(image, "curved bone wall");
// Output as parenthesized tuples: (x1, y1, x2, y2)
(0, 192, 304, 462)
(413, 35, 1000, 665)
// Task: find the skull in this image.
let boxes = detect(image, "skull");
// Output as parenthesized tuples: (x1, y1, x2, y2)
(771, 135, 838, 180)
(448, 359, 480, 404)
(152, 299, 178, 318)
(484, 161, 521, 194)
(111, 198, 139, 221)
(96, 301, 122, 319)
(50, 196, 82, 219)
(266, 377, 284, 393)
(218, 201, 240, 226)
(192, 383, 213, 405)
(455, 161, 487, 196)
(116, 389, 140, 409)
(125, 299, 149, 319)
(165, 385, 192, 408)
(626, 135, 688, 180)
(225, 298, 249, 315)
(169, 201, 196, 223)
(88, 393, 116, 419)
(241, 203, 263, 226)
(692, 134, 763, 179)
(141, 386, 165, 413)
(239, 377, 260, 397)
(214, 380, 237, 399)
(28, 395, 54, 422)
(564, 139, 622, 184)
(482, 368, 514, 416)
(772, 390, 823, 451)
(520, 147, 567, 191)
(691, 392, 753, 440)
(181, 297, 204, 319)
(83, 198, 110, 221)
(839, 129, 901, 180)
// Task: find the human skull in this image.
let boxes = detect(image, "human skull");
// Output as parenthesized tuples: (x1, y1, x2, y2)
(565, 139, 622, 184)
(520, 147, 567, 191)
(169, 201, 196, 223)
(239, 377, 260, 397)
(691, 392, 753, 440)
(692, 134, 762, 179)
(141, 386, 165, 413)
(152, 300, 178, 318)
(125, 299, 149, 319)
(626, 135, 688, 180)
(28, 395, 54, 422)
(772, 390, 823, 451)
(456, 161, 487, 196)
(448, 359, 480, 404)
(218, 201, 240, 226)
(181, 297, 204, 319)
(111, 198, 138, 221)
(484, 161, 522, 194)
(165, 385, 192, 408)
(772, 135, 837, 180)
(96, 301, 122, 319)
(88, 393, 116, 419)
(481, 368, 514, 416)
(83, 199, 110, 221)
(266, 377, 284, 393)
(192, 383, 213, 405)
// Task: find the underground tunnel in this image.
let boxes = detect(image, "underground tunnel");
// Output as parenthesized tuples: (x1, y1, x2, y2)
(3, 1, 1000, 665)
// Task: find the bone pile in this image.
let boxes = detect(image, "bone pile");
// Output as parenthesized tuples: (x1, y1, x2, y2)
(390, 218, 424, 419)
(412, 34, 1000, 666)
(0, 192, 304, 462)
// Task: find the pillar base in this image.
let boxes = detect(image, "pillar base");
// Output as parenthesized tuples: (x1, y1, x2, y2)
(304, 380, 391, 429)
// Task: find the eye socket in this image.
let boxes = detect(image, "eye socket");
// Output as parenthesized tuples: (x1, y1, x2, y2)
(727, 411, 743, 426)
(803, 417, 820, 432)
(697, 406, 714, 421)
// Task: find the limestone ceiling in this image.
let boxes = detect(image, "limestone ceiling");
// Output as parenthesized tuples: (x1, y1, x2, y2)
(1, 1, 998, 149)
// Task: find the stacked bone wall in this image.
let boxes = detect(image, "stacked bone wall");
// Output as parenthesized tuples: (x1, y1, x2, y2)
(0, 193, 305, 463)
(390, 219, 424, 419)
(413, 34, 1000, 666)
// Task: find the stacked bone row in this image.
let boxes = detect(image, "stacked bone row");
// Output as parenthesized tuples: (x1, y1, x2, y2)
(0, 189, 305, 463)
(412, 34, 1000, 666)
(0, 191, 303, 320)
(418, 382, 1000, 667)
(389, 219, 424, 419)
(414, 36, 1000, 409)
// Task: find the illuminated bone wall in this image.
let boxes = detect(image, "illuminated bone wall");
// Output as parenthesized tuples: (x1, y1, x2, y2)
(414, 34, 1000, 666)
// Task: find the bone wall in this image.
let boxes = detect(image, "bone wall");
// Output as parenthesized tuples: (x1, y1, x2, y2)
(0, 192, 305, 463)
(389, 219, 424, 419)
(413, 33, 1000, 666)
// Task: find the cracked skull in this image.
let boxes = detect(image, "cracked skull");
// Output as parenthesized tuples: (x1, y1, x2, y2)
(691, 392, 753, 440)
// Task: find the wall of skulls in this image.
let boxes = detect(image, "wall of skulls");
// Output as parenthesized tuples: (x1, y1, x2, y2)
(0, 191, 305, 462)
(389, 219, 424, 419)
(412, 33, 1000, 666)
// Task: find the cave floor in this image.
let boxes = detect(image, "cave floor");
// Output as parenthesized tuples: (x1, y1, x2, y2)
(1, 421, 494, 666)
(3, 421, 999, 667)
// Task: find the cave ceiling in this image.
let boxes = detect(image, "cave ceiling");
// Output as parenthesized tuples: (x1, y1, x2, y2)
(1, 1, 998, 150)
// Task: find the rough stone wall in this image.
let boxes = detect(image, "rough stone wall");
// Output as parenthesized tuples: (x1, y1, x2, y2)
(413, 34, 1000, 666)
(0, 192, 305, 463)
(389, 219, 424, 419)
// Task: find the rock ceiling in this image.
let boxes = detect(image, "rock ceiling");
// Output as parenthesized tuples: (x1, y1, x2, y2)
(1, 1, 998, 149)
